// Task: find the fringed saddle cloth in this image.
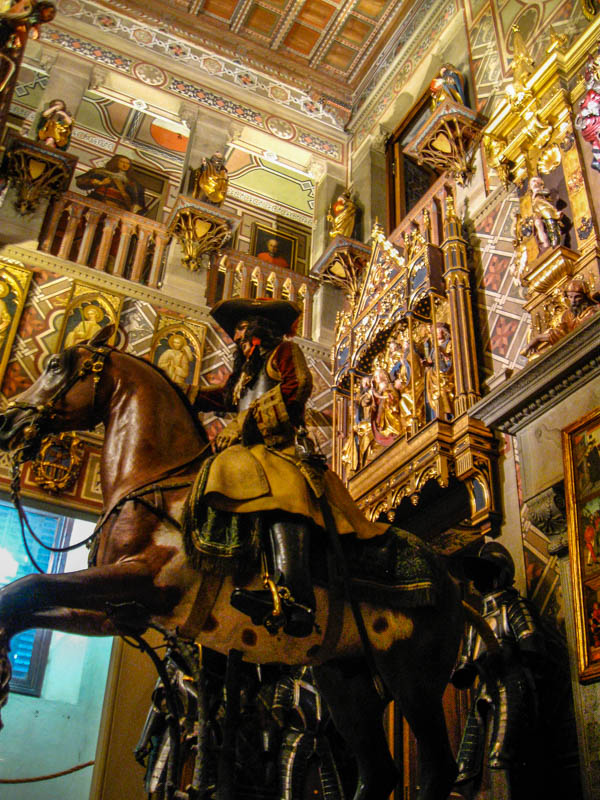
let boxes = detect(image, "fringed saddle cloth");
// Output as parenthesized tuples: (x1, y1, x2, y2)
(181, 455, 443, 609)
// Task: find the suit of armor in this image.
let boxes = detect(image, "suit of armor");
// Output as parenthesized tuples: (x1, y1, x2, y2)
(452, 542, 546, 797)
(272, 667, 344, 800)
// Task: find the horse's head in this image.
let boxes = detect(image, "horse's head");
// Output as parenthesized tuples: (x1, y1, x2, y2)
(0, 325, 114, 455)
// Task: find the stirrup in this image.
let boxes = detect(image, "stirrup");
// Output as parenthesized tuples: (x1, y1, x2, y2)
(230, 587, 315, 638)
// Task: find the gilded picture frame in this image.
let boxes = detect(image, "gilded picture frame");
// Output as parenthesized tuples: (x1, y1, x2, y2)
(563, 407, 600, 683)
(250, 223, 297, 272)
(150, 314, 207, 390)
(58, 284, 123, 352)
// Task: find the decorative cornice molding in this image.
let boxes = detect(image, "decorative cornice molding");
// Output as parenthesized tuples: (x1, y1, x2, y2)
(0, 244, 331, 362)
(470, 313, 600, 433)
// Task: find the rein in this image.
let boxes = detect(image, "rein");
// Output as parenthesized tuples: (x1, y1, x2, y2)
(8, 345, 112, 573)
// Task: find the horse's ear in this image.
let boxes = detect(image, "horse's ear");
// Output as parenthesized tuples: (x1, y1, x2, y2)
(88, 324, 115, 348)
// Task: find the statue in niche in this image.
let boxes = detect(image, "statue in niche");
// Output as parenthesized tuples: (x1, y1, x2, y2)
(387, 328, 423, 431)
(36, 98, 73, 150)
(511, 210, 529, 284)
(423, 322, 455, 422)
(371, 367, 405, 443)
(327, 188, 357, 239)
(525, 278, 600, 355)
(342, 375, 375, 473)
(430, 64, 467, 107)
(192, 151, 228, 206)
(451, 541, 546, 799)
(575, 41, 600, 172)
(510, 25, 535, 91)
(529, 176, 563, 251)
(76, 155, 146, 214)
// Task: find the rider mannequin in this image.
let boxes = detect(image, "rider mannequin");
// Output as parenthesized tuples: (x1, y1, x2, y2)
(191, 299, 316, 637)
(191, 298, 386, 638)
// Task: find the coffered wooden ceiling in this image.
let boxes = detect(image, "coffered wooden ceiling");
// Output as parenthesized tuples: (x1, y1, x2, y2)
(103, 0, 420, 123)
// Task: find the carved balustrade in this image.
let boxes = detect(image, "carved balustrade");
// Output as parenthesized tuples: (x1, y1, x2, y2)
(39, 192, 170, 288)
(207, 253, 318, 340)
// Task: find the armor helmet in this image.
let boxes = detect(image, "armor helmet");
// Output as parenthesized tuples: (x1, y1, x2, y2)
(463, 541, 515, 592)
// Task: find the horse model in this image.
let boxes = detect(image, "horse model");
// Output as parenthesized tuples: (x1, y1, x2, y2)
(0, 326, 464, 800)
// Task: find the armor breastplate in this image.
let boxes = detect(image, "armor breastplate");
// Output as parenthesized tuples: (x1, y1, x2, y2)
(482, 593, 514, 646)
(238, 365, 277, 411)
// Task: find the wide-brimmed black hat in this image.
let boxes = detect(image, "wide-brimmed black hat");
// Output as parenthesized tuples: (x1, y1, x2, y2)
(210, 298, 302, 339)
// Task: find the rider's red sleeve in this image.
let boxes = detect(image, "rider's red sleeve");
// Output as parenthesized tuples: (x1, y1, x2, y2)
(268, 341, 312, 421)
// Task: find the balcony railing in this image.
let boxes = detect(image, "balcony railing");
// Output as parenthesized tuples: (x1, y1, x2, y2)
(39, 192, 170, 288)
(208, 253, 319, 339)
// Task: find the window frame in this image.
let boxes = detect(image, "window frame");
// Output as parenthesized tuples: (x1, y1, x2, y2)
(1, 503, 74, 697)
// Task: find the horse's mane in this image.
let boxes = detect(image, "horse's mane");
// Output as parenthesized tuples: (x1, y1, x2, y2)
(109, 347, 210, 443)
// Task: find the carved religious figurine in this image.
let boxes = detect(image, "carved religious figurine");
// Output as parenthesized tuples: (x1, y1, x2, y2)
(430, 64, 467, 107)
(355, 374, 376, 468)
(0, 0, 55, 92)
(342, 375, 371, 473)
(525, 278, 600, 355)
(510, 25, 535, 91)
(575, 41, 600, 170)
(387, 330, 423, 431)
(511, 210, 529, 284)
(192, 151, 228, 206)
(327, 188, 357, 239)
(36, 98, 73, 150)
(371, 367, 405, 444)
(76, 155, 146, 214)
(157, 333, 193, 388)
(529, 176, 562, 251)
(424, 322, 454, 421)
(270, 666, 344, 800)
(451, 541, 546, 799)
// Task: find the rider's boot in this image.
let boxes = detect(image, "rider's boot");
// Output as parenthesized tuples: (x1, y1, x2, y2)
(230, 518, 315, 638)
(270, 520, 315, 637)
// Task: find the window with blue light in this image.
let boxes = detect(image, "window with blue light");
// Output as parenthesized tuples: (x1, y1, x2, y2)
(0, 498, 73, 696)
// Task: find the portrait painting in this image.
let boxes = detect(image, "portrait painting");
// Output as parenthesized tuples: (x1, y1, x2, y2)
(251, 223, 297, 272)
(563, 407, 600, 682)
(150, 318, 206, 390)
(75, 154, 150, 216)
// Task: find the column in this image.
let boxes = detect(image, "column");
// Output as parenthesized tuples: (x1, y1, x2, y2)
(130, 228, 152, 282)
(112, 222, 135, 277)
(57, 204, 84, 260)
(350, 125, 389, 237)
(39, 196, 67, 253)
(95, 216, 119, 272)
(148, 232, 170, 288)
(441, 194, 480, 415)
(76, 208, 102, 265)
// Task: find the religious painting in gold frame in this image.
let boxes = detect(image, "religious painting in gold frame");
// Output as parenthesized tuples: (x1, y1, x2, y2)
(563, 407, 600, 683)
(0, 261, 32, 385)
(150, 315, 206, 390)
(57, 283, 123, 351)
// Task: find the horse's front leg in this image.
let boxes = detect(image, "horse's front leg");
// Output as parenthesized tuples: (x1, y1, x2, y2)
(0, 561, 181, 639)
